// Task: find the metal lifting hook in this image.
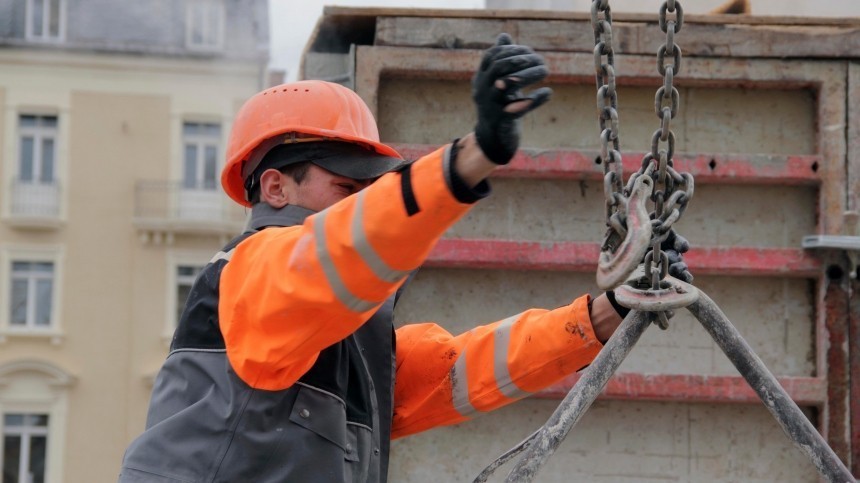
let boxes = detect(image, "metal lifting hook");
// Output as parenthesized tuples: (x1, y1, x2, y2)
(596, 175, 653, 290)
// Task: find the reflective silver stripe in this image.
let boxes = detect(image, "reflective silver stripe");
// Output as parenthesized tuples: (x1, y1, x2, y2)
(209, 249, 234, 264)
(351, 190, 411, 283)
(450, 343, 478, 417)
(313, 209, 379, 313)
(493, 314, 532, 401)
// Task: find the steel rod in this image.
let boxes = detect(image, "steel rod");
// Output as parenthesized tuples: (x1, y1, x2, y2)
(687, 290, 856, 483)
(503, 310, 652, 482)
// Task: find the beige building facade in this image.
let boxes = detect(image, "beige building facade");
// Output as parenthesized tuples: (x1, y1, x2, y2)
(0, 1, 267, 481)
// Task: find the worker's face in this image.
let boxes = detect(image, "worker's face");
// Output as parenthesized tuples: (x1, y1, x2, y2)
(286, 164, 372, 212)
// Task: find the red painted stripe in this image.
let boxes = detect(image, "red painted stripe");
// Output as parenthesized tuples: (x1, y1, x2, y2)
(392, 143, 821, 185)
(536, 373, 827, 406)
(427, 239, 821, 278)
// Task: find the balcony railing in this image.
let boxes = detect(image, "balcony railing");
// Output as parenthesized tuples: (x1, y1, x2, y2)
(8, 180, 61, 227)
(134, 180, 246, 238)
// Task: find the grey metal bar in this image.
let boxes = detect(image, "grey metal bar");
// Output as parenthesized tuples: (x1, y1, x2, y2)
(502, 310, 653, 482)
(687, 290, 856, 483)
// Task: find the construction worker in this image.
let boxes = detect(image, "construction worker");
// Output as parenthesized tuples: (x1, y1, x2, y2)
(118, 34, 689, 482)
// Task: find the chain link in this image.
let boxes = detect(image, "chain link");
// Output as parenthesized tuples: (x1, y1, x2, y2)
(644, 0, 689, 295)
(593, 0, 695, 328)
(592, 0, 628, 254)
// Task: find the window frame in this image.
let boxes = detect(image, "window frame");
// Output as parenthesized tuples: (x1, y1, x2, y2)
(164, 252, 210, 341)
(10, 261, 55, 330)
(181, 121, 222, 191)
(17, 114, 58, 185)
(2, 413, 49, 483)
(24, 0, 66, 43)
(6, 108, 66, 225)
(185, 0, 225, 51)
(0, 361, 73, 483)
(0, 246, 64, 343)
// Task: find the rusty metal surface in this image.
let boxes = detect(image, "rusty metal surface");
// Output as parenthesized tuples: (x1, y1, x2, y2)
(393, 143, 823, 185)
(539, 372, 827, 406)
(823, 265, 852, 464)
(426, 239, 821, 277)
(844, 58, 860, 477)
(687, 290, 855, 483)
(851, 276, 860, 475)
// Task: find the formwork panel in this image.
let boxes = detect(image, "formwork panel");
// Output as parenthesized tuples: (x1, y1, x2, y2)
(444, 178, 817, 248)
(297, 11, 860, 479)
(378, 79, 816, 156)
(389, 399, 819, 482)
(394, 269, 815, 377)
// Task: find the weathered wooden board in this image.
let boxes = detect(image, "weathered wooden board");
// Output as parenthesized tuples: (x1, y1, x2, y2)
(375, 16, 860, 59)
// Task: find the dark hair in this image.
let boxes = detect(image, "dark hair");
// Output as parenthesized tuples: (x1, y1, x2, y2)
(247, 162, 312, 204)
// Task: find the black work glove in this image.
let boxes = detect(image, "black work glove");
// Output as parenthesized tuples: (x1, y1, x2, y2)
(472, 33, 552, 165)
(661, 229, 693, 283)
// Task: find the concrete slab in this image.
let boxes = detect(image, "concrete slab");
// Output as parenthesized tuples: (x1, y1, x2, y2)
(378, 80, 816, 156)
(389, 399, 819, 482)
(394, 270, 815, 377)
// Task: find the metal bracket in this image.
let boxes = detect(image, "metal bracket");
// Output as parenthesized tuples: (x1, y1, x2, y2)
(802, 211, 860, 279)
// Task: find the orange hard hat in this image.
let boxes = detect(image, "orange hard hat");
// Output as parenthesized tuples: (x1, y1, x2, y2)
(221, 80, 403, 207)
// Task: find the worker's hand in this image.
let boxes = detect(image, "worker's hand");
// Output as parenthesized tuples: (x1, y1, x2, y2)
(661, 229, 693, 283)
(472, 33, 552, 165)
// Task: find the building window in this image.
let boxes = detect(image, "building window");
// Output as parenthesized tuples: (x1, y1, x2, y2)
(1, 247, 62, 338)
(186, 0, 224, 50)
(175, 264, 203, 327)
(18, 115, 57, 185)
(26, 0, 64, 42)
(10, 262, 54, 330)
(182, 122, 221, 191)
(11, 115, 61, 220)
(0, 361, 73, 482)
(2, 413, 48, 483)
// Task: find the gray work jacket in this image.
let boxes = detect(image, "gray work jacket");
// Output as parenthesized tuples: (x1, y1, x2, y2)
(119, 204, 397, 482)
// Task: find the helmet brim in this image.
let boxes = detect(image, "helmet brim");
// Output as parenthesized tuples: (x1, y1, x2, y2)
(257, 141, 407, 181)
(312, 152, 407, 180)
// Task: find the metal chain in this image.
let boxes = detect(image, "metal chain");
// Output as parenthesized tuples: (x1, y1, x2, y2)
(472, 3, 696, 480)
(592, 0, 627, 250)
(620, 0, 695, 329)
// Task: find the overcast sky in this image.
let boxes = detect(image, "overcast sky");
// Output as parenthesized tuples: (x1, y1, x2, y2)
(269, 0, 485, 81)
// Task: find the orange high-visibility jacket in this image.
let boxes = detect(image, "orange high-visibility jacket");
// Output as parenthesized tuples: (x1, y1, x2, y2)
(218, 144, 604, 438)
(119, 144, 606, 482)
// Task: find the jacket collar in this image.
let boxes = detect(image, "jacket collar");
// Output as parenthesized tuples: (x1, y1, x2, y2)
(247, 203, 316, 230)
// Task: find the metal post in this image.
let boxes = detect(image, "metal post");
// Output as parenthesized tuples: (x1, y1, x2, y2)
(503, 311, 652, 482)
(687, 290, 855, 483)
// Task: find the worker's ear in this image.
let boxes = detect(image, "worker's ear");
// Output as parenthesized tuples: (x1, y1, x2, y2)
(259, 168, 290, 208)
